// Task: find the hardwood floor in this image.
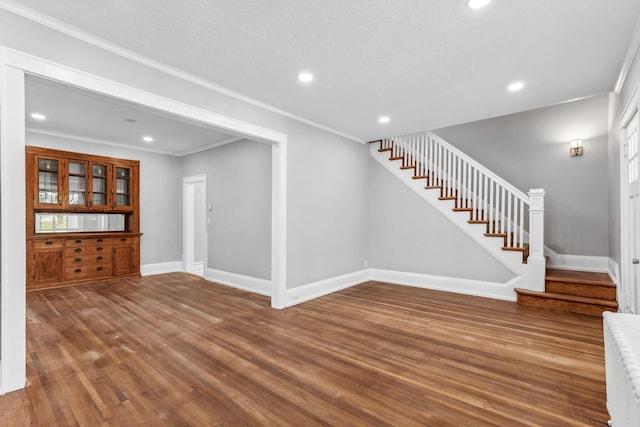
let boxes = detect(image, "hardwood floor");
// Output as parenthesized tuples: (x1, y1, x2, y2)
(0, 273, 608, 426)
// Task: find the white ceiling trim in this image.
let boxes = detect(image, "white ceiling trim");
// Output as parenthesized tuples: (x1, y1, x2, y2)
(615, 11, 640, 93)
(26, 128, 180, 156)
(0, 0, 364, 144)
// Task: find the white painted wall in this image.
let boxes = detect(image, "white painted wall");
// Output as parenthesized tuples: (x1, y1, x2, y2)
(26, 132, 182, 266)
(433, 94, 610, 257)
(368, 158, 515, 283)
(181, 140, 272, 280)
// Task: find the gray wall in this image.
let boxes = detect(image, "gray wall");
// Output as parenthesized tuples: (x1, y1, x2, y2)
(433, 94, 610, 257)
(0, 8, 370, 289)
(181, 140, 272, 280)
(287, 129, 369, 287)
(368, 159, 514, 283)
(26, 132, 182, 266)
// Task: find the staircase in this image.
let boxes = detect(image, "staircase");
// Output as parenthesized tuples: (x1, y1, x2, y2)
(515, 269, 618, 316)
(370, 132, 547, 296)
(370, 132, 618, 314)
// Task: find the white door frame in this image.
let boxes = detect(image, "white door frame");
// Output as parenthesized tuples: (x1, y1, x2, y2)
(183, 175, 207, 277)
(620, 84, 639, 313)
(0, 47, 288, 394)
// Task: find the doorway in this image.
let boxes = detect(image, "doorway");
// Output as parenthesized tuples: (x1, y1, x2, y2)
(0, 47, 288, 395)
(623, 108, 640, 313)
(183, 175, 207, 277)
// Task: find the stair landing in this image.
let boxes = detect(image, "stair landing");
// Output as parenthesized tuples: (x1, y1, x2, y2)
(515, 269, 617, 316)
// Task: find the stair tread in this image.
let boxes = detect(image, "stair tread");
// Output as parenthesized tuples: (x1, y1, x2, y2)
(514, 288, 618, 307)
(502, 245, 528, 252)
(545, 269, 615, 287)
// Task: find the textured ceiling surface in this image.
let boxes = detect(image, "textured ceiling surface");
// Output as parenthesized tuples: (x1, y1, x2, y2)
(7, 0, 640, 143)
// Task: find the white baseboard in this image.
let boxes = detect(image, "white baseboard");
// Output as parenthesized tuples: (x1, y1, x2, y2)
(608, 258, 620, 285)
(205, 268, 271, 296)
(140, 261, 182, 276)
(186, 261, 205, 277)
(286, 270, 371, 307)
(545, 248, 610, 273)
(369, 269, 520, 302)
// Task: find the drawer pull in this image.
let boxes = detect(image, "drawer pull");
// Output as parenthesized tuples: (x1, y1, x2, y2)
(75, 239, 82, 244)
(74, 248, 82, 252)
(97, 238, 103, 243)
(74, 268, 82, 273)
(74, 258, 81, 262)
(45, 241, 53, 246)
(120, 237, 127, 242)
(97, 256, 103, 261)
(97, 247, 103, 251)
(96, 267, 103, 271)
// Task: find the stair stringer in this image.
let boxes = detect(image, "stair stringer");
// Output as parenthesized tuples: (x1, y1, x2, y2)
(371, 143, 528, 290)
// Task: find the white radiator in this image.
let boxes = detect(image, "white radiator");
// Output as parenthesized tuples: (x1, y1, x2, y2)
(604, 312, 640, 427)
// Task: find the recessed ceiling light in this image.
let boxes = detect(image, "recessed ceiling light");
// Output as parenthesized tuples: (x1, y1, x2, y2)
(298, 72, 314, 83)
(378, 116, 390, 124)
(124, 118, 137, 123)
(467, 0, 491, 9)
(143, 136, 154, 143)
(30, 113, 46, 121)
(508, 81, 525, 92)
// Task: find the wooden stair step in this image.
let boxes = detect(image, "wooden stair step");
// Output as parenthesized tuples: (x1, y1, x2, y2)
(400, 165, 415, 170)
(378, 147, 392, 152)
(412, 175, 428, 180)
(389, 156, 403, 161)
(545, 269, 616, 300)
(515, 288, 618, 317)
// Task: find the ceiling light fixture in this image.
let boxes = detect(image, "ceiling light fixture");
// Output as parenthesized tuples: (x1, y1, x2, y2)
(143, 136, 154, 143)
(298, 72, 314, 83)
(378, 116, 390, 124)
(124, 118, 137, 123)
(508, 81, 525, 92)
(30, 113, 47, 120)
(467, 0, 491, 9)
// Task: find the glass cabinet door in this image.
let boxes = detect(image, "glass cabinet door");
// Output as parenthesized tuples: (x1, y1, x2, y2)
(90, 162, 111, 209)
(113, 165, 133, 210)
(34, 156, 62, 208)
(66, 160, 88, 207)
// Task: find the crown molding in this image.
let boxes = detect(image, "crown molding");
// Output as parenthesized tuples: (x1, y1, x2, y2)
(615, 11, 640, 93)
(0, 1, 364, 144)
(179, 136, 244, 156)
(26, 128, 180, 156)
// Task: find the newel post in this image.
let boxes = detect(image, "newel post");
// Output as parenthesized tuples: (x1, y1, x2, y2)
(527, 189, 546, 292)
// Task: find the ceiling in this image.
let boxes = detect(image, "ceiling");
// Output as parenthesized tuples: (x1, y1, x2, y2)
(25, 75, 240, 156)
(8, 0, 640, 145)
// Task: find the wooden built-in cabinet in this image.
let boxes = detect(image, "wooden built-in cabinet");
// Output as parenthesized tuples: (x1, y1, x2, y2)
(26, 147, 141, 291)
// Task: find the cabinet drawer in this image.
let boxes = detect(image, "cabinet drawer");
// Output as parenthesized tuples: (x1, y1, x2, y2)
(66, 237, 114, 247)
(65, 253, 112, 267)
(32, 239, 64, 250)
(65, 245, 111, 257)
(114, 236, 136, 246)
(65, 265, 112, 280)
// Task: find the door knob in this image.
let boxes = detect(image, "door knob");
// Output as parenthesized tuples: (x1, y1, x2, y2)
(633, 258, 639, 265)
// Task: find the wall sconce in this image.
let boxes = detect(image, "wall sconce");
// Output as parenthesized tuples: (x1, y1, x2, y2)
(570, 139, 583, 157)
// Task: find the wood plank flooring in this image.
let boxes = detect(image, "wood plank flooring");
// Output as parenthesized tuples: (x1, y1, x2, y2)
(0, 273, 608, 426)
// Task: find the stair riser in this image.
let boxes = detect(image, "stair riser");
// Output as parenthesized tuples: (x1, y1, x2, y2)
(545, 280, 617, 300)
(517, 294, 617, 317)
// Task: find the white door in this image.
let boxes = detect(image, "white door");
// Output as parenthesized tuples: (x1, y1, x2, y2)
(183, 175, 207, 277)
(626, 111, 640, 313)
